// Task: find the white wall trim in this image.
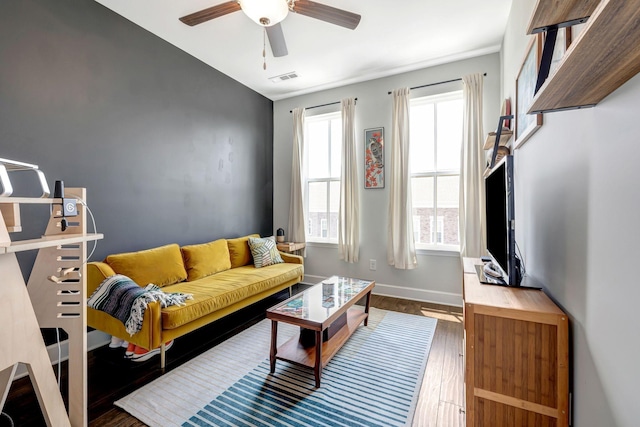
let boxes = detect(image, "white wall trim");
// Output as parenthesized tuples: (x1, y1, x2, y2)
(302, 274, 462, 307)
(13, 330, 111, 381)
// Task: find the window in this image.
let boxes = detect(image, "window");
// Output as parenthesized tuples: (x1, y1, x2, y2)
(429, 216, 445, 244)
(410, 91, 463, 250)
(305, 111, 341, 243)
(320, 218, 328, 238)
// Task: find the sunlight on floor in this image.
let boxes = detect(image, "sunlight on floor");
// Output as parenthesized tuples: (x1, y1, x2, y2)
(419, 306, 463, 323)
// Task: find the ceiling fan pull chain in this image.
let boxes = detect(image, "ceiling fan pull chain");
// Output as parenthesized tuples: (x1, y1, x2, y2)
(263, 27, 267, 70)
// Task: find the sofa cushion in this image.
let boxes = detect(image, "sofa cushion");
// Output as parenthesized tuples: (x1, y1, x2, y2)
(106, 244, 187, 287)
(181, 239, 231, 281)
(160, 263, 303, 329)
(248, 236, 284, 268)
(227, 234, 259, 268)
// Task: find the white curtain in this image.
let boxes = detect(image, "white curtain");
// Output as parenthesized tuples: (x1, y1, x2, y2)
(387, 87, 417, 269)
(338, 98, 360, 262)
(287, 107, 306, 256)
(459, 73, 485, 257)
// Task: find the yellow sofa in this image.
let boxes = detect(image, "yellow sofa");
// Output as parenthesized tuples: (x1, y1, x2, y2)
(86, 234, 303, 368)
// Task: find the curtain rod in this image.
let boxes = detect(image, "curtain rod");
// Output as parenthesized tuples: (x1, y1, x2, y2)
(289, 98, 358, 113)
(386, 73, 487, 94)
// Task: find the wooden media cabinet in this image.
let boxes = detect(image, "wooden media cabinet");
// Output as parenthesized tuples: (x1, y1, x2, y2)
(462, 258, 569, 426)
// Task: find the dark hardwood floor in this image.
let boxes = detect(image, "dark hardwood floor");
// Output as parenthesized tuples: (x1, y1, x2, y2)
(2, 285, 464, 427)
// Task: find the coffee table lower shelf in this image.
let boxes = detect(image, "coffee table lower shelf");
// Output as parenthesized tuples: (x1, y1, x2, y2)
(273, 308, 367, 385)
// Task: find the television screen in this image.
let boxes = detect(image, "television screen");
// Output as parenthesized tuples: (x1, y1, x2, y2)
(485, 159, 508, 274)
(484, 155, 520, 286)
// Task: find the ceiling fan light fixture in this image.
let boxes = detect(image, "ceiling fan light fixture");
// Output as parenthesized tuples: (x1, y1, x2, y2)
(240, 0, 289, 27)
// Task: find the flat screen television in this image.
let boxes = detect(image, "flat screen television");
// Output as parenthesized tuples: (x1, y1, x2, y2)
(484, 155, 522, 286)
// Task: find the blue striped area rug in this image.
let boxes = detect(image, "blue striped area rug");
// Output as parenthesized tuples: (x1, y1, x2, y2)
(115, 308, 437, 426)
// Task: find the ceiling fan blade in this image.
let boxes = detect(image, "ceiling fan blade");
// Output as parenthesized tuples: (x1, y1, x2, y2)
(266, 23, 289, 57)
(292, 0, 361, 30)
(179, 1, 241, 26)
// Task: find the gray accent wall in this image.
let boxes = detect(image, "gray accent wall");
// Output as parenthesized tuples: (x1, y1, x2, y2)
(0, 0, 274, 270)
(503, 2, 640, 426)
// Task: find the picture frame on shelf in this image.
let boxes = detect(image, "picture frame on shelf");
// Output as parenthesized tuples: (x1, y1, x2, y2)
(514, 33, 544, 149)
(364, 127, 384, 189)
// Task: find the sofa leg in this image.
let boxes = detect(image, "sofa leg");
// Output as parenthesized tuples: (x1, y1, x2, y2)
(160, 342, 166, 370)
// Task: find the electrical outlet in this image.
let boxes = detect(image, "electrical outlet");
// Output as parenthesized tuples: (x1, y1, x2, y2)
(369, 259, 377, 271)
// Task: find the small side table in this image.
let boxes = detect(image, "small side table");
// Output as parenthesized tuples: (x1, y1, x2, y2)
(276, 242, 306, 253)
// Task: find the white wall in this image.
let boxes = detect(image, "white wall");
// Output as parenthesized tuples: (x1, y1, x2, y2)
(273, 54, 500, 306)
(503, 2, 640, 426)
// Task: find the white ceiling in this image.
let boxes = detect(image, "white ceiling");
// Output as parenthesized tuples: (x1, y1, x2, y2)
(95, 0, 512, 101)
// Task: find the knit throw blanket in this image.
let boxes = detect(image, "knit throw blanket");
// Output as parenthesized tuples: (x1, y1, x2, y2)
(87, 274, 193, 336)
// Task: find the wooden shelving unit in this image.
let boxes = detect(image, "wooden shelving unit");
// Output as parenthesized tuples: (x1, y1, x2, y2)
(528, 0, 640, 113)
(463, 258, 569, 427)
(0, 189, 103, 427)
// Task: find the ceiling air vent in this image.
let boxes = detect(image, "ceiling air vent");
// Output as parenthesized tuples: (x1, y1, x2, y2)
(269, 72, 299, 83)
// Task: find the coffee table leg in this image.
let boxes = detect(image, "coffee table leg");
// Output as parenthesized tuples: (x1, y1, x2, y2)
(314, 330, 322, 387)
(364, 291, 372, 326)
(270, 320, 278, 374)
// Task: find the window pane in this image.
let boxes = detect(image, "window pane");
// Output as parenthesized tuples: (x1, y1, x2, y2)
(436, 99, 463, 171)
(437, 175, 460, 245)
(330, 118, 342, 178)
(411, 176, 434, 244)
(410, 103, 435, 173)
(307, 121, 329, 178)
(307, 181, 327, 239)
(329, 180, 340, 240)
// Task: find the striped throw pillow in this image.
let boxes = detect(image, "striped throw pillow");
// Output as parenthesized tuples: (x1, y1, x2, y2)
(247, 236, 284, 268)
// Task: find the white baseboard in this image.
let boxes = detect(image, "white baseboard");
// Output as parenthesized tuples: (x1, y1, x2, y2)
(13, 330, 111, 381)
(371, 283, 462, 307)
(302, 274, 462, 307)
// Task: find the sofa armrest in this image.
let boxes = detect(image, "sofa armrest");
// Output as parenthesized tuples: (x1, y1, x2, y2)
(87, 261, 163, 349)
(87, 262, 116, 295)
(88, 301, 163, 350)
(280, 252, 303, 265)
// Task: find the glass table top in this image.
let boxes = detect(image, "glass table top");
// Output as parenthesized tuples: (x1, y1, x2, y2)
(268, 276, 373, 323)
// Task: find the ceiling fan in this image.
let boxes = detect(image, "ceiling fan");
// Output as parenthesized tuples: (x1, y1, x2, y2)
(179, 0, 361, 58)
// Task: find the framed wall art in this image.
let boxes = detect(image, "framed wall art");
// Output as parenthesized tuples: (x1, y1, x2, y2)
(514, 33, 544, 149)
(364, 127, 384, 189)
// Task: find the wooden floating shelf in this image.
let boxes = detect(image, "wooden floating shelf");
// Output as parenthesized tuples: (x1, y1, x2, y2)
(528, 0, 640, 113)
(526, 0, 599, 33)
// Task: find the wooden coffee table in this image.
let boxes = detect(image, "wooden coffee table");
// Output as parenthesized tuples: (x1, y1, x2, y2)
(267, 276, 375, 387)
